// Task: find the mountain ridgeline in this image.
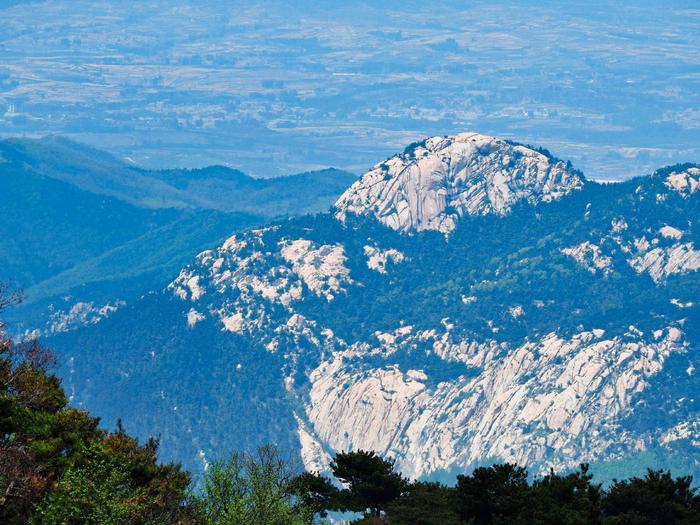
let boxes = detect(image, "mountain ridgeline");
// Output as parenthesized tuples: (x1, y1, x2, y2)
(0, 136, 356, 335)
(32, 132, 700, 481)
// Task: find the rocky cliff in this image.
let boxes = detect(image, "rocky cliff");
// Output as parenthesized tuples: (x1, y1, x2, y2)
(335, 132, 584, 234)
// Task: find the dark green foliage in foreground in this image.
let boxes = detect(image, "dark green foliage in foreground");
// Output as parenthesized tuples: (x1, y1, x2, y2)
(31, 432, 192, 525)
(384, 481, 460, 524)
(292, 450, 409, 519)
(455, 463, 531, 524)
(293, 471, 339, 519)
(297, 452, 700, 525)
(0, 293, 193, 524)
(330, 450, 409, 517)
(602, 470, 700, 525)
(452, 463, 603, 524)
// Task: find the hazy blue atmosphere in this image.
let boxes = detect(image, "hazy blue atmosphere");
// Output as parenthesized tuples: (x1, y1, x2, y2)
(1, 0, 699, 179)
(4, 3, 700, 522)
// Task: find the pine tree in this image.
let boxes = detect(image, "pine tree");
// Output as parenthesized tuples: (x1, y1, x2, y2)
(330, 450, 408, 518)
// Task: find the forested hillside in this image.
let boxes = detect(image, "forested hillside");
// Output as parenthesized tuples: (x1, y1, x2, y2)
(0, 137, 355, 335)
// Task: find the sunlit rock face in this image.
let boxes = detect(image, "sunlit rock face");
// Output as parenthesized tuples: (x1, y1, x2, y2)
(302, 326, 686, 479)
(664, 166, 700, 197)
(156, 145, 700, 478)
(335, 132, 584, 234)
(168, 223, 692, 478)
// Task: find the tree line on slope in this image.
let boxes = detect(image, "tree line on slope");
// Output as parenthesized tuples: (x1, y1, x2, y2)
(1, 287, 699, 525)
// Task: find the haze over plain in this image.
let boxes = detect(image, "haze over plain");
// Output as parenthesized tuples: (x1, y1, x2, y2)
(1, 0, 699, 179)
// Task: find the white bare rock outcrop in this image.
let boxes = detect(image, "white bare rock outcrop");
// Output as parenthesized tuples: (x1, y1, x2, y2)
(302, 326, 686, 478)
(46, 300, 125, 335)
(563, 216, 700, 285)
(665, 167, 700, 197)
(281, 240, 353, 301)
(169, 228, 353, 336)
(561, 241, 613, 276)
(364, 245, 405, 274)
(335, 132, 584, 234)
(627, 238, 700, 283)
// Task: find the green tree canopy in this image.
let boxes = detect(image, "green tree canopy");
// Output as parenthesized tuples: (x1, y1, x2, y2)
(192, 445, 311, 525)
(0, 287, 192, 524)
(330, 450, 408, 518)
(602, 469, 700, 525)
(384, 481, 459, 525)
(456, 463, 530, 525)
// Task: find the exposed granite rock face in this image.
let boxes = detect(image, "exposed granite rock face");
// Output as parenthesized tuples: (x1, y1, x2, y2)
(335, 132, 584, 234)
(561, 210, 700, 285)
(165, 216, 692, 478)
(280, 239, 353, 301)
(302, 326, 685, 478)
(628, 240, 700, 283)
(561, 242, 613, 276)
(45, 300, 125, 335)
(665, 167, 700, 197)
(363, 245, 405, 274)
(169, 227, 353, 338)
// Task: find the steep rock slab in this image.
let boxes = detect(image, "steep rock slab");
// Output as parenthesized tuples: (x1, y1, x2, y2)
(302, 326, 686, 478)
(335, 132, 584, 234)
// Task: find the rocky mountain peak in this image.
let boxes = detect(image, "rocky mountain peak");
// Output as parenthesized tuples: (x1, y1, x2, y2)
(334, 132, 585, 234)
(664, 165, 700, 197)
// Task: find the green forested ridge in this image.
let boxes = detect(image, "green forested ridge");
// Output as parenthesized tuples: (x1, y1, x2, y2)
(0, 136, 355, 333)
(0, 137, 357, 214)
